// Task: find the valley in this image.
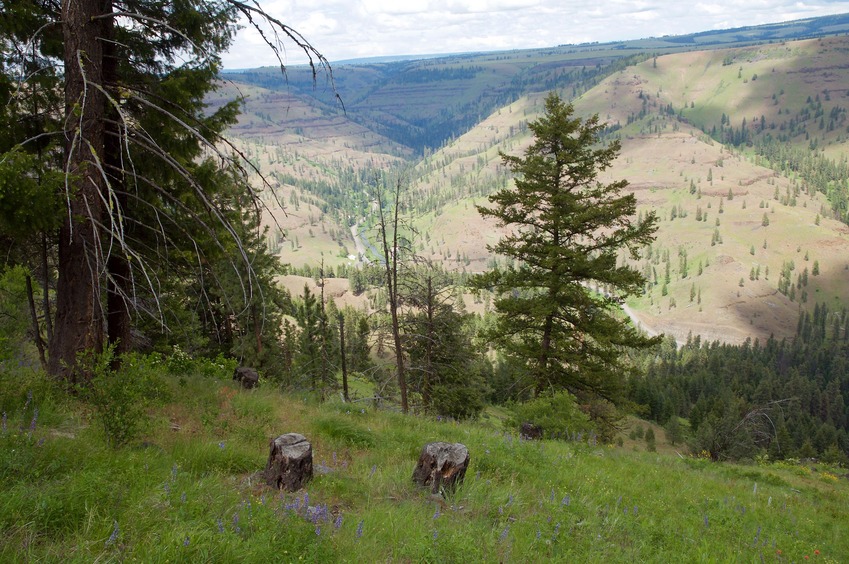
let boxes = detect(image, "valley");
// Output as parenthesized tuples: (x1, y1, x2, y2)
(219, 28, 849, 345)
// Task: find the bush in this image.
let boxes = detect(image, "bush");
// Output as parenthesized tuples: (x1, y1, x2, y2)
(508, 390, 594, 440)
(79, 349, 167, 447)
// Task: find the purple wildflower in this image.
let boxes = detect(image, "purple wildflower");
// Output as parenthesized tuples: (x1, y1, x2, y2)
(433, 507, 440, 519)
(105, 521, 119, 547)
(704, 515, 709, 528)
(24, 390, 32, 409)
(180, 492, 186, 503)
(334, 515, 343, 530)
(432, 529, 438, 541)
(633, 506, 638, 516)
(499, 526, 509, 542)
(217, 518, 224, 533)
(549, 489, 555, 502)
(28, 408, 38, 434)
(1, 411, 6, 432)
(315, 526, 321, 536)
(37, 438, 45, 447)
(561, 495, 570, 506)
(183, 536, 190, 547)
(218, 441, 225, 449)
(356, 520, 364, 539)
(507, 494, 514, 506)
(233, 512, 241, 533)
(554, 522, 561, 536)
(171, 463, 178, 481)
(332, 452, 337, 466)
(369, 465, 376, 478)
(536, 529, 541, 540)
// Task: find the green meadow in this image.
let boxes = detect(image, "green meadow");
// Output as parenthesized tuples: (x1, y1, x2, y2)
(2, 361, 845, 562)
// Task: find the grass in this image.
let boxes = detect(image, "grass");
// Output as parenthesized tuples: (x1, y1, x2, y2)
(1, 364, 846, 562)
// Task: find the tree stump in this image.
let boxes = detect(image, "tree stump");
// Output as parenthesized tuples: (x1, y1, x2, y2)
(520, 422, 543, 440)
(233, 366, 259, 389)
(264, 433, 313, 491)
(412, 442, 469, 495)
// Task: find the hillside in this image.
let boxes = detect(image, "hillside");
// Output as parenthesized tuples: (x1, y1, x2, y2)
(221, 25, 849, 345)
(2, 366, 847, 561)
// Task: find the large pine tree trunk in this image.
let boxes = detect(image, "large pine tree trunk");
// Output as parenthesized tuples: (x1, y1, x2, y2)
(102, 0, 133, 365)
(49, 0, 108, 381)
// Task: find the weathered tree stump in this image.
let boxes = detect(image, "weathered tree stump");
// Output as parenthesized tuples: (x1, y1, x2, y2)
(264, 433, 313, 491)
(520, 422, 543, 440)
(412, 442, 470, 495)
(233, 366, 259, 389)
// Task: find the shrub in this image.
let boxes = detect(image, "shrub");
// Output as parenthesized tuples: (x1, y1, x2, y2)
(508, 390, 594, 440)
(79, 349, 167, 447)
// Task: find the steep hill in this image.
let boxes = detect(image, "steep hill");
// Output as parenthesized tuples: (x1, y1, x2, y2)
(220, 24, 849, 345)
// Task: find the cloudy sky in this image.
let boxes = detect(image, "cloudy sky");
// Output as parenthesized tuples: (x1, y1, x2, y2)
(221, 1, 849, 69)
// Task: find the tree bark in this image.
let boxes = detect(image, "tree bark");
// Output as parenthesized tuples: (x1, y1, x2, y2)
(102, 0, 132, 367)
(25, 274, 47, 371)
(49, 0, 109, 381)
(339, 314, 348, 402)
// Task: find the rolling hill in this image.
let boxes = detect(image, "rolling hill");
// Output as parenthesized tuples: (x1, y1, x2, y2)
(218, 16, 849, 345)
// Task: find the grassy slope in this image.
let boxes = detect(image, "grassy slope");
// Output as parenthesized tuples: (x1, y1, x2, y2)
(219, 33, 849, 344)
(2, 367, 846, 562)
(402, 36, 849, 344)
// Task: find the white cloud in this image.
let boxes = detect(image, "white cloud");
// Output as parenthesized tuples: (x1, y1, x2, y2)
(220, 1, 849, 68)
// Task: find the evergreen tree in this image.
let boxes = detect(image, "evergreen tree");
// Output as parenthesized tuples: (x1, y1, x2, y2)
(472, 92, 658, 403)
(1, 1, 331, 380)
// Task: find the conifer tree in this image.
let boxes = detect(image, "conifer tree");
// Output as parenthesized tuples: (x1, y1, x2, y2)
(472, 92, 658, 402)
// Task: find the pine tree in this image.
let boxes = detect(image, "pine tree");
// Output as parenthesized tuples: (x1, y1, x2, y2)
(1, 1, 331, 379)
(472, 92, 659, 403)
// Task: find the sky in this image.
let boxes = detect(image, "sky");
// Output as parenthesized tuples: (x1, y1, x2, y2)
(221, 1, 849, 69)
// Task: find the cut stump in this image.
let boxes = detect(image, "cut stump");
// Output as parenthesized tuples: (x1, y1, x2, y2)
(412, 441, 469, 495)
(264, 433, 313, 491)
(233, 366, 259, 389)
(520, 422, 543, 440)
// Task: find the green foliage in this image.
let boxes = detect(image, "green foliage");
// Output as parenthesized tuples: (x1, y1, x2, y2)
(79, 350, 168, 448)
(0, 266, 36, 364)
(472, 92, 659, 403)
(508, 390, 594, 440)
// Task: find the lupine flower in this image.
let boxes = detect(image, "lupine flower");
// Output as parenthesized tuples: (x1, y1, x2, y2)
(218, 441, 225, 449)
(536, 529, 541, 540)
(315, 526, 321, 536)
(183, 536, 190, 547)
(704, 515, 709, 528)
(28, 408, 38, 435)
(105, 521, 119, 547)
(1, 411, 6, 432)
(549, 490, 555, 502)
(356, 520, 364, 538)
(180, 492, 186, 503)
(332, 452, 337, 466)
(217, 518, 224, 533)
(334, 515, 343, 530)
(499, 526, 509, 542)
(369, 465, 376, 477)
(233, 513, 241, 533)
(432, 529, 438, 541)
(507, 494, 514, 506)
(554, 523, 561, 536)
(433, 507, 440, 519)
(36, 438, 45, 447)
(171, 463, 178, 481)
(633, 506, 638, 516)
(561, 495, 570, 506)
